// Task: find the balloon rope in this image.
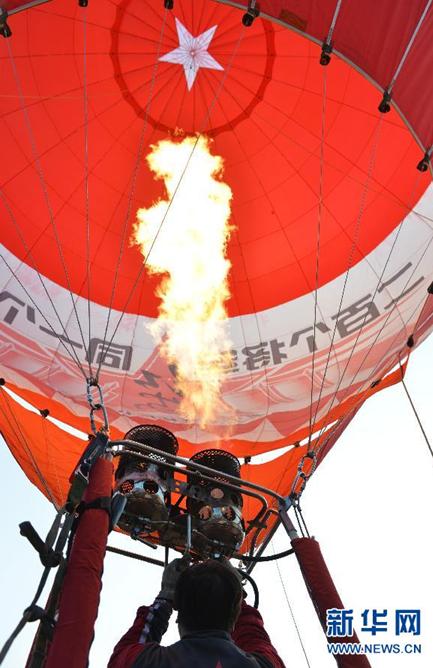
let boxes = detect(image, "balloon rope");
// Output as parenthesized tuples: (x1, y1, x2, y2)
(96, 7, 170, 380)
(271, 540, 311, 668)
(400, 367, 433, 461)
(308, 161, 425, 454)
(310, 0, 433, 459)
(96, 23, 247, 380)
(304, 272, 433, 478)
(308, 66, 327, 448)
(326, 0, 343, 44)
(313, 228, 433, 460)
(388, 0, 433, 94)
(0, 249, 87, 376)
(310, 194, 420, 443)
(82, 6, 93, 377)
(225, 66, 424, 416)
(197, 25, 245, 131)
(291, 198, 433, 497)
(229, 76, 417, 461)
(208, 56, 339, 442)
(5, 40, 90, 365)
(293, 503, 305, 538)
(294, 500, 310, 539)
(309, 113, 385, 445)
(229, 217, 265, 448)
(312, 165, 424, 435)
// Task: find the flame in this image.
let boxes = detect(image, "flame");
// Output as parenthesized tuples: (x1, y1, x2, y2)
(134, 136, 234, 428)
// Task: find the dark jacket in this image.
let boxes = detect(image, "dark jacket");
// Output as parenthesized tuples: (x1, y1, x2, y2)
(108, 599, 286, 668)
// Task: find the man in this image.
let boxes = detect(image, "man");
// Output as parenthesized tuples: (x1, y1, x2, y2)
(108, 557, 286, 667)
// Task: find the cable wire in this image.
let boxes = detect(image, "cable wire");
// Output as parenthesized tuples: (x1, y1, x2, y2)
(0, 194, 87, 375)
(310, 281, 433, 469)
(310, 114, 385, 441)
(311, 167, 423, 442)
(96, 7, 170, 380)
(317, 234, 433, 447)
(308, 65, 327, 447)
(400, 366, 433, 460)
(303, 196, 432, 491)
(6, 41, 90, 364)
(82, 6, 93, 377)
(97, 24, 248, 379)
(272, 541, 311, 668)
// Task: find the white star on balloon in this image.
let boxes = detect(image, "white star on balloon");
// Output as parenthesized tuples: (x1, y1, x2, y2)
(159, 18, 224, 91)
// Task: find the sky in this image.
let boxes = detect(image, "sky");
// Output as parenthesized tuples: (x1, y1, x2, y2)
(0, 338, 432, 667)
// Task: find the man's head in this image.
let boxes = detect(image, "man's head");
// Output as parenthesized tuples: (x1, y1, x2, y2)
(174, 559, 243, 634)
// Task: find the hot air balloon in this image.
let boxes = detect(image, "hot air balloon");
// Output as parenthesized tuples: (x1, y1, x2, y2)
(0, 0, 432, 666)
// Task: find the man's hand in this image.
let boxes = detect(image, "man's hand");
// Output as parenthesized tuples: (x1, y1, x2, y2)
(157, 556, 190, 603)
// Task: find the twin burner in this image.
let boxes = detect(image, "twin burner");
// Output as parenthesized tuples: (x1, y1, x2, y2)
(112, 425, 245, 558)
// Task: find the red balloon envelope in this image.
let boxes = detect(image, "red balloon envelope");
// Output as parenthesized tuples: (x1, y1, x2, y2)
(1, 0, 433, 521)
